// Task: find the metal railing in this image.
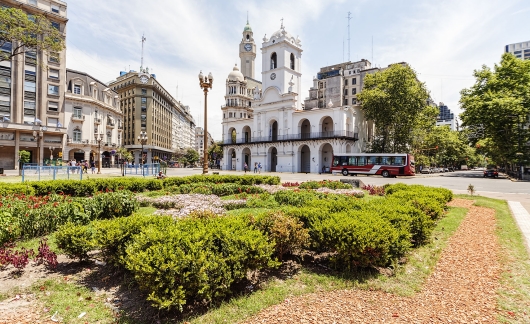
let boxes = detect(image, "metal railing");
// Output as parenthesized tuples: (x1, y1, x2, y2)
(123, 163, 161, 177)
(222, 131, 358, 144)
(22, 165, 83, 182)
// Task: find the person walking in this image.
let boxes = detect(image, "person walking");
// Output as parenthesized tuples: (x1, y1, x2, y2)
(244, 162, 248, 174)
(90, 161, 96, 174)
(254, 162, 258, 173)
(258, 162, 262, 174)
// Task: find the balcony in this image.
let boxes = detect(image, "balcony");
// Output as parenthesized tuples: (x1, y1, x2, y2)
(67, 139, 89, 145)
(222, 130, 359, 145)
(71, 115, 85, 122)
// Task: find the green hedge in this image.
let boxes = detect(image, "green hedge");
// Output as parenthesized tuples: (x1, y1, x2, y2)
(6, 175, 280, 197)
(299, 180, 352, 190)
(0, 191, 138, 244)
(168, 183, 265, 196)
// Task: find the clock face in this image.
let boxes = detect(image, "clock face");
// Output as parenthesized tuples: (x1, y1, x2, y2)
(270, 73, 276, 80)
(244, 43, 252, 51)
(140, 76, 149, 84)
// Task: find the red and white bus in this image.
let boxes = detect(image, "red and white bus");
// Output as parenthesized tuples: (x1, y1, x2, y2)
(330, 153, 415, 177)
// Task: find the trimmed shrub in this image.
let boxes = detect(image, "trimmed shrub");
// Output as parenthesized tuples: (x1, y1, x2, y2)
(55, 222, 94, 260)
(124, 216, 277, 310)
(273, 189, 325, 207)
(299, 180, 352, 190)
(254, 211, 309, 261)
(0, 184, 35, 196)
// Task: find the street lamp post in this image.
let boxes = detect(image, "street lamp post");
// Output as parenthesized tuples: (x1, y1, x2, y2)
(137, 131, 148, 176)
(32, 126, 44, 166)
(96, 133, 103, 174)
(198, 70, 213, 175)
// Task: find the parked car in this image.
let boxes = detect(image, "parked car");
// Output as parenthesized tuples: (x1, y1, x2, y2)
(444, 167, 449, 172)
(420, 168, 432, 174)
(483, 169, 499, 178)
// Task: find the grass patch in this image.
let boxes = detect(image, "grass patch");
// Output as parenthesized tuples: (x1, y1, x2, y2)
(133, 206, 157, 216)
(16, 233, 59, 252)
(30, 278, 115, 323)
(184, 203, 468, 323)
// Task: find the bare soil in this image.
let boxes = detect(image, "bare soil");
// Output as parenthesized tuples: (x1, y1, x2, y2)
(243, 198, 502, 323)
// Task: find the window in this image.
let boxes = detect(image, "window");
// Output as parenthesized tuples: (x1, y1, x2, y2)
(73, 84, 81, 94)
(48, 68, 59, 79)
(28, 0, 37, 5)
(352, 98, 357, 105)
(48, 85, 59, 95)
(47, 117, 58, 127)
(51, 22, 60, 30)
(51, 4, 59, 13)
(24, 101, 35, 109)
(24, 65, 36, 76)
(270, 52, 277, 69)
(141, 97, 147, 104)
(352, 78, 357, 85)
(141, 88, 147, 95)
(344, 79, 348, 86)
(24, 81, 36, 92)
(49, 52, 59, 63)
(343, 88, 348, 96)
(0, 42, 11, 53)
(73, 107, 82, 118)
(73, 128, 82, 142)
(290, 53, 295, 70)
(352, 88, 357, 95)
(107, 132, 111, 144)
(343, 98, 348, 105)
(48, 101, 58, 112)
(0, 76, 10, 88)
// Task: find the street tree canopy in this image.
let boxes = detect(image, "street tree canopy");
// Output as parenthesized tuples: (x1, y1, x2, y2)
(208, 141, 223, 163)
(183, 148, 199, 166)
(0, 7, 65, 62)
(460, 53, 530, 168)
(357, 63, 434, 153)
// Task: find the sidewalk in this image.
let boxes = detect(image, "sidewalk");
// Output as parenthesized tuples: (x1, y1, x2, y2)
(508, 201, 530, 254)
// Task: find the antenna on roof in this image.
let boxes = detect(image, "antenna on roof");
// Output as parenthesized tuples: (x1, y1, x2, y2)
(247, 10, 249, 24)
(346, 11, 351, 62)
(140, 33, 146, 71)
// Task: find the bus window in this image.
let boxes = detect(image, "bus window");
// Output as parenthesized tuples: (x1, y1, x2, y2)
(358, 157, 366, 166)
(340, 156, 348, 166)
(381, 157, 391, 165)
(368, 156, 377, 165)
(394, 157, 404, 165)
(348, 156, 357, 166)
(333, 156, 340, 167)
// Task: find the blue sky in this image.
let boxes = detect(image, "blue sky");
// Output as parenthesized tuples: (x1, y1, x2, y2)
(65, 0, 530, 140)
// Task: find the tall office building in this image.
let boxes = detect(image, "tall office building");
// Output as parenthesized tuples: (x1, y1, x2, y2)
(505, 41, 530, 60)
(109, 70, 195, 163)
(436, 102, 457, 131)
(0, 0, 67, 169)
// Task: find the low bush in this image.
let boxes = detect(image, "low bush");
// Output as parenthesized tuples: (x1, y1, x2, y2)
(124, 216, 277, 310)
(361, 184, 386, 196)
(299, 180, 352, 190)
(0, 183, 35, 196)
(273, 189, 325, 207)
(170, 183, 265, 197)
(254, 211, 309, 261)
(55, 222, 94, 260)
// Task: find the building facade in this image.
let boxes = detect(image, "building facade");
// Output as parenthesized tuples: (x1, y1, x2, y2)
(194, 126, 214, 161)
(505, 41, 530, 60)
(221, 22, 372, 173)
(0, 0, 67, 169)
(435, 102, 457, 131)
(109, 70, 195, 163)
(64, 69, 123, 166)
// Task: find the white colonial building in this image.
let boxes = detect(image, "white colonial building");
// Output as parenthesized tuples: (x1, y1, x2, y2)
(221, 22, 372, 173)
(64, 69, 123, 166)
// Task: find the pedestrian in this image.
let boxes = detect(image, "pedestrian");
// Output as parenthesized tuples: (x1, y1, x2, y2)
(258, 162, 262, 174)
(91, 161, 95, 174)
(244, 162, 248, 174)
(83, 161, 88, 173)
(254, 162, 258, 173)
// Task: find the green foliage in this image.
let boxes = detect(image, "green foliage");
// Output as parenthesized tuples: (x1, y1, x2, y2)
(273, 189, 324, 207)
(92, 191, 139, 219)
(55, 223, 94, 260)
(184, 148, 200, 166)
(0, 7, 65, 62)
(169, 183, 265, 196)
(163, 175, 280, 187)
(254, 211, 309, 261)
(245, 193, 279, 209)
(0, 210, 19, 244)
(460, 53, 530, 167)
(299, 180, 352, 190)
(357, 63, 432, 153)
(0, 183, 35, 196)
(124, 216, 277, 310)
(17, 150, 31, 164)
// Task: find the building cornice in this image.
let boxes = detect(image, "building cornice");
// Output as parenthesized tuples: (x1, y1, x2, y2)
(65, 93, 123, 116)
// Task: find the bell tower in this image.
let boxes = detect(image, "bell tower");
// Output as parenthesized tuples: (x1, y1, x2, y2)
(239, 19, 256, 79)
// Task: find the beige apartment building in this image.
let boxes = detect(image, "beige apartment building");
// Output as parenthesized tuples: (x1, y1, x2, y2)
(64, 69, 123, 166)
(0, 0, 67, 169)
(109, 70, 195, 163)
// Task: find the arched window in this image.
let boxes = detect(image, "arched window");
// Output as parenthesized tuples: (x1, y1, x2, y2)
(270, 52, 277, 69)
(106, 131, 111, 144)
(290, 53, 295, 70)
(246, 34, 250, 41)
(73, 128, 81, 142)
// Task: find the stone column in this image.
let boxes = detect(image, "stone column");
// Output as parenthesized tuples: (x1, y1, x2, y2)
(14, 130, 20, 170)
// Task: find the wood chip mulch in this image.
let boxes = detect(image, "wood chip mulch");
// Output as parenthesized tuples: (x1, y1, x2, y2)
(244, 198, 501, 323)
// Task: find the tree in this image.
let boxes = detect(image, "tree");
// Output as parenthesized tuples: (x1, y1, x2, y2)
(183, 148, 199, 167)
(357, 64, 433, 153)
(18, 150, 31, 175)
(116, 147, 132, 162)
(208, 141, 223, 165)
(460, 53, 530, 170)
(0, 7, 65, 62)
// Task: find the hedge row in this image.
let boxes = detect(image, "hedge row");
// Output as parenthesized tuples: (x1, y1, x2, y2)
(167, 182, 265, 196)
(57, 214, 277, 310)
(298, 180, 352, 190)
(0, 175, 281, 197)
(0, 191, 138, 244)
